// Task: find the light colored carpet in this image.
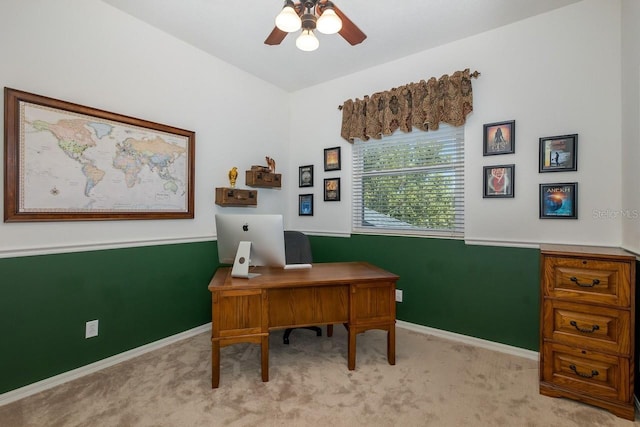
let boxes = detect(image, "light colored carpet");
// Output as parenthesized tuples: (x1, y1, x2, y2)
(1, 326, 638, 426)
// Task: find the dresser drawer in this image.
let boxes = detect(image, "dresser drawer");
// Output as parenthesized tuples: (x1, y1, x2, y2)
(542, 256, 631, 307)
(541, 342, 630, 402)
(542, 300, 630, 354)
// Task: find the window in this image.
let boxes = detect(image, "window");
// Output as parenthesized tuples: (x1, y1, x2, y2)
(352, 124, 464, 238)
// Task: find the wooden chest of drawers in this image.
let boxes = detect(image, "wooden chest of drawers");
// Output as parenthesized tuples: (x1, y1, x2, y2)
(539, 244, 636, 420)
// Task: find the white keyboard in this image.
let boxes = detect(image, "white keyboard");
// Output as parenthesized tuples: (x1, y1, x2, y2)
(283, 263, 312, 270)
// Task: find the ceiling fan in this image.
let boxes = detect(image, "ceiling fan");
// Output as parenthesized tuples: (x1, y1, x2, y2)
(264, 0, 367, 51)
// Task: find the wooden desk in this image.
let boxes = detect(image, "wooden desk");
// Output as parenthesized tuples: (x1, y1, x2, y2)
(207, 261, 399, 388)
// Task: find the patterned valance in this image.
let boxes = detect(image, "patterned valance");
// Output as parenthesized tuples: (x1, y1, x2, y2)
(339, 69, 479, 142)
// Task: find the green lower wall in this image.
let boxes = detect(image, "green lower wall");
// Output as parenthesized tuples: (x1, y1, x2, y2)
(310, 235, 540, 351)
(0, 241, 218, 394)
(0, 235, 540, 394)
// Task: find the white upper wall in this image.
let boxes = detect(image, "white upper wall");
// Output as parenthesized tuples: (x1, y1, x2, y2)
(621, 0, 640, 254)
(0, 0, 631, 255)
(288, 0, 625, 247)
(0, 0, 290, 257)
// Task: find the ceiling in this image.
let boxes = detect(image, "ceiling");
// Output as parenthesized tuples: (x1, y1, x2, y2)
(101, 0, 581, 92)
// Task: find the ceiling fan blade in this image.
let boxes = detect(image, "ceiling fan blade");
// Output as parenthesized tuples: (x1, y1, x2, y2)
(333, 4, 367, 45)
(264, 27, 288, 45)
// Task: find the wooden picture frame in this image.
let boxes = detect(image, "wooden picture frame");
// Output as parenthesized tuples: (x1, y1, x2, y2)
(483, 120, 515, 156)
(4, 88, 195, 222)
(299, 165, 314, 187)
(324, 178, 340, 201)
(483, 164, 514, 198)
(299, 194, 313, 216)
(539, 182, 578, 219)
(324, 146, 341, 171)
(539, 134, 578, 172)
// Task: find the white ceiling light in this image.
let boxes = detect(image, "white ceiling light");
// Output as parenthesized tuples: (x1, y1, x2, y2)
(316, 7, 342, 34)
(275, 1, 302, 32)
(296, 29, 320, 51)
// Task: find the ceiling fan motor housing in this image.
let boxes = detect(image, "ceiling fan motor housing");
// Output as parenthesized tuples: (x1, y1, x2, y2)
(301, 12, 317, 30)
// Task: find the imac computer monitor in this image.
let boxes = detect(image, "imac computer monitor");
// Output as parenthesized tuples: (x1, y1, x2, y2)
(215, 214, 286, 278)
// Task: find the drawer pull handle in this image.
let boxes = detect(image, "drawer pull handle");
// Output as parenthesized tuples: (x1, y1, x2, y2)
(570, 276, 600, 287)
(569, 364, 599, 379)
(569, 320, 600, 333)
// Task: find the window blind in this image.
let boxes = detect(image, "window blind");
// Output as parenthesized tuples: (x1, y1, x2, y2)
(352, 124, 464, 238)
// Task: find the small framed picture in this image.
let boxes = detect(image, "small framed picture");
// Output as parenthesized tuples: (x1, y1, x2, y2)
(539, 182, 578, 219)
(299, 194, 313, 216)
(483, 120, 515, 156)
(324, 146, 341, 171)
(539, 134, 578, 172)
(324, 178, 340, 201)
(299, 165, 314, 187)
(483, 164, 514, 198)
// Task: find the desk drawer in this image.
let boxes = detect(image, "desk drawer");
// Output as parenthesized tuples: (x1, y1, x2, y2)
(352, 282, 395, 325)
(542, 256, 631, 307)
(213, 289, 264, 337)
(267, 285, 348, 327)
(541, 342, 629, 402)
(542, 300, 630, 354)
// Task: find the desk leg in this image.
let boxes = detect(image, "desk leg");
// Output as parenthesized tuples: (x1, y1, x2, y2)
(212, 340, 220, 388)
(348, 326, 356, 370)
(388, 325, 396, 365)
(261, 335, 269, 382)
(327, 324, 334, 337)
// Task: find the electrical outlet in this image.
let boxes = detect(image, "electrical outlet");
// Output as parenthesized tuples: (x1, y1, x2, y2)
(395, 289, 403, 302)
(85, 320, 99, 338)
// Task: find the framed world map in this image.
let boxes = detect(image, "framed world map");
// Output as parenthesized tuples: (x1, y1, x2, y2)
(4, 88, 195, 222)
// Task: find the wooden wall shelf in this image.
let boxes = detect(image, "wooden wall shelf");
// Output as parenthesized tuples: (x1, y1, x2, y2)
(246, 170, 281, 188)
(215, 187, 257, 207)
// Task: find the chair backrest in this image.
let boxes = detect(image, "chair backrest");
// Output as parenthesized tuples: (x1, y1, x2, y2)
(284, 231, 313, 264)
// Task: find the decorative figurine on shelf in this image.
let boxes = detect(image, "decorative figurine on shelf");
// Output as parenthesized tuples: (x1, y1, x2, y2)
(265, 156, 276, 173)
(228, 166, 238, 188)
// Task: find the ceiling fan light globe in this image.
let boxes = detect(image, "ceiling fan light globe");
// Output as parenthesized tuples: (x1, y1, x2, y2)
(316, 8, 342, 34)
(275, 6, 302, 32)
(296, 29, 319, 51)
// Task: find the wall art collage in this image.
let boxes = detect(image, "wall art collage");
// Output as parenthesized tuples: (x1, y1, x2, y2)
(482, 119, 578, 219)
(298, 146, 342, 216)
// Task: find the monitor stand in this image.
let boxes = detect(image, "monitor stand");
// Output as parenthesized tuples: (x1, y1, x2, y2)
(231, 241, 261, 279)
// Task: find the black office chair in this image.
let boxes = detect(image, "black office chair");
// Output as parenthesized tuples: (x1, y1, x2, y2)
(282, 230, 322, 345)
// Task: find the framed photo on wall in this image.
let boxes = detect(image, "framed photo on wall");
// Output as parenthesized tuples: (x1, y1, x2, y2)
(539, 134, 578, 172)
(324, 178, 340, 201)
(539, 182, 578, 219)
(299, 194, 313, 216)
(324, 147, 341, 171)
(483, 120, 515, 156)
(483, 164, 514, 198)
(299, 165, 314, 187)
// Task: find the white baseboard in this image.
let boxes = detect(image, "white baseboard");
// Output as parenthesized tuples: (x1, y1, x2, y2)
(0, 323, 211, 406)
(1, 321, 539, 406)
(396, 320, 539, 361)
